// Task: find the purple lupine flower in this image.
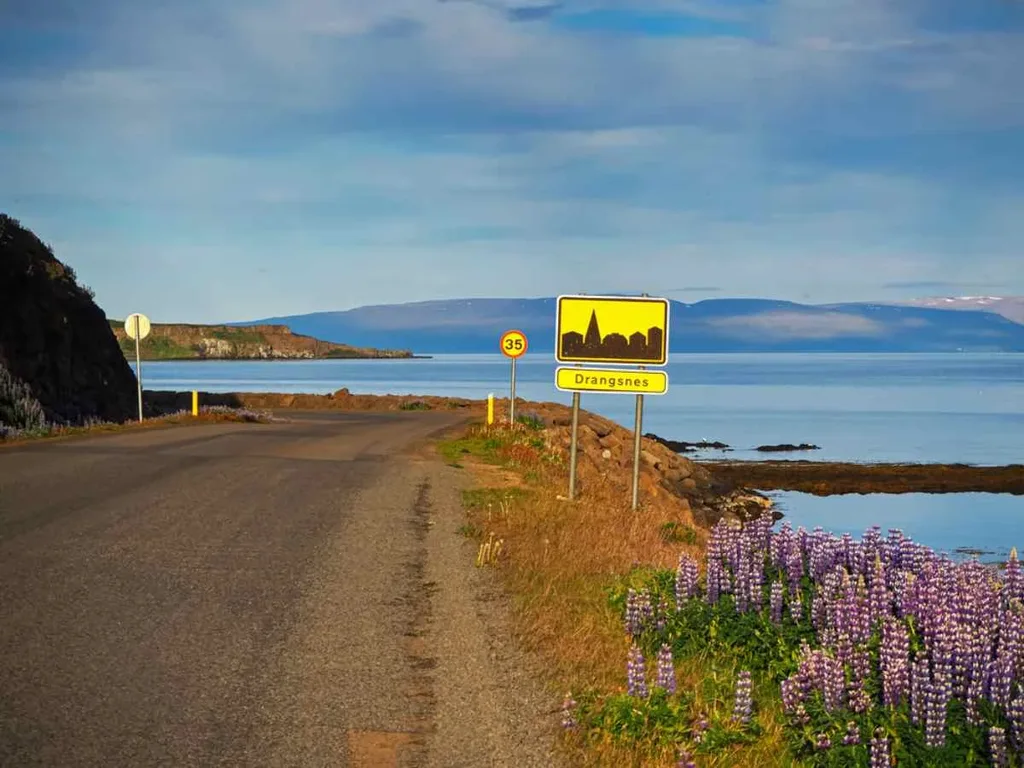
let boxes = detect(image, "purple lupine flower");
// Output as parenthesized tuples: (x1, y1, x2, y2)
(1007, 694, 1024, 753)
(656, 643, 676, 694)
(770, 581, 785, 625)
(656, 595, 670, 631)
(834, 631, 854, 669)
(675, 749, 696, 768)
(870, 728, 891, 768)
(626, 644, 648, 698)
(749, 547, 765, 612)
(822, 654, 846, 712)
(924, 669, 951, 749)
(880, 617, 911, 707)
(705, 554, 722, 605)
(792, 703, 810, 726)
(989, 655, 1015, 709)
(869, 553, 891, 625)
(965, 675, 985, 726)
(624, 588, 654, 636)
(990, 726, 1008, 768)
(1005, 548, 1023, 605)
(910, 652, 929, 726)
(624, 588, 640, 635)
(732, 669, 753, 724)
(996, 598, 1023, 670)
(735, 544, 751, 614)
(785, 539, 804, 599)
(561, 693, 577, 729)
(675, 552, 699, 606)
(842, 721, 861, 745)
(780, 677, 803, 714)
(789, 592, 803, 623)
(848, 648, 873, 714)
(815, 733, 832, 750)
(691, 715, 709, 743)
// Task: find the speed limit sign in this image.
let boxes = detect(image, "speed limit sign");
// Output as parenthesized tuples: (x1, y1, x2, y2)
(498, 329, 527, 425)
(500, 329, 528, 359)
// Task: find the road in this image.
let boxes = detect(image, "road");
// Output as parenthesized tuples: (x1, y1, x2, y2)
(0, 411, 558, 768)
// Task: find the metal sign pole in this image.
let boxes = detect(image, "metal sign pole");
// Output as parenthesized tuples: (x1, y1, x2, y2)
(509, 357, 517, 425)
(631, 392, 644, 511)
(134, 317, 144, 422)
(568, 391, 581, 500)
(631, 292, 651, 511)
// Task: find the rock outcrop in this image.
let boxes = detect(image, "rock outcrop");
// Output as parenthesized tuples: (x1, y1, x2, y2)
(538, 409, 775, 527)
(0, 214, 137, 425)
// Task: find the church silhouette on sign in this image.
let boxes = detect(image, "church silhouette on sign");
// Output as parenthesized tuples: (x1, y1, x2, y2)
(560, 310, 664, 362)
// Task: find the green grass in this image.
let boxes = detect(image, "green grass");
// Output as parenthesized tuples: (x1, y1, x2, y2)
(399, 401, 433, 411)
(659, 521, 699, 545)
(516, 413, 545, 430)
(210, 328, 263, 344)
(118, 336, 195, 360)
(436, 431, 506, 466)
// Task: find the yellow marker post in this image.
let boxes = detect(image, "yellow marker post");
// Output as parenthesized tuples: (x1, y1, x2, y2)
(487, 393, 494, 425)
(192, 390, 199, 416)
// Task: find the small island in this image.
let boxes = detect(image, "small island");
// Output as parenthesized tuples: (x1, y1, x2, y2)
(108, 320, 414, 361)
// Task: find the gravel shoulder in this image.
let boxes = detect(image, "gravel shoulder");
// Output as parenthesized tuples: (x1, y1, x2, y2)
(417, 459, 563, 768)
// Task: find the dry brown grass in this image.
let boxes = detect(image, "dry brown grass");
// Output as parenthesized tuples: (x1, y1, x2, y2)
(440, 421, 800, 767)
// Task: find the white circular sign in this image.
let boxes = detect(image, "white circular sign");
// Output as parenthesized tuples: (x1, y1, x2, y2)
(124, 313, 151, 340)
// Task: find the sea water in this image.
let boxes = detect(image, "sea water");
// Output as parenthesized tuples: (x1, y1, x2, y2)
(142, 352, 1024, 560)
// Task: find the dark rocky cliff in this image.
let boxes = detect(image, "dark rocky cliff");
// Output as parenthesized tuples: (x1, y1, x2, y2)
(0, 214, 138, 425)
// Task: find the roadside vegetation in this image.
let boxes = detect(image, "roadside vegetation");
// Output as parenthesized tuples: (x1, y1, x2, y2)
(439, 418, 1024, 767)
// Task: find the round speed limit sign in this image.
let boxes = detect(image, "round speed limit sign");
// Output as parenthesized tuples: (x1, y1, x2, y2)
(500, 329, 528, 359)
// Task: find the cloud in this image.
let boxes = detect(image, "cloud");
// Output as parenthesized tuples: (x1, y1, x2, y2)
(1, 0, 1023, 321)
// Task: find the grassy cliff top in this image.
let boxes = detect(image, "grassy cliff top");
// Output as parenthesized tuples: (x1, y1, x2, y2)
(107, 319, 413, 360)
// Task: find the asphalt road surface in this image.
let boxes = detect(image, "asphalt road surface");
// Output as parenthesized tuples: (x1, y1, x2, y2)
(0, 411, 558, 768)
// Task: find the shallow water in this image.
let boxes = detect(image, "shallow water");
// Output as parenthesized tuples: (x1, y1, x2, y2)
(768, 490, 1023, 564)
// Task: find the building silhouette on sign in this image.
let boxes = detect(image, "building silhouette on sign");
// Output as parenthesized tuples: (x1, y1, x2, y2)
(560, 309, 664, 362)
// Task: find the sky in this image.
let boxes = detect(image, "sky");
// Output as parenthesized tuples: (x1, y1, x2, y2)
(2, 0, 1023, 323)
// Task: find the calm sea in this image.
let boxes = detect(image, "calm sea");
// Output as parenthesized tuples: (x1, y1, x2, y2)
(141, 352, 1024, 560)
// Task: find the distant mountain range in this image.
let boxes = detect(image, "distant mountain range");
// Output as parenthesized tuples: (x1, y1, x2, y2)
(238, 296, 1024, 354)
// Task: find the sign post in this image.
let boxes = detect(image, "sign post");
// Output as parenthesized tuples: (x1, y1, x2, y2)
(124, 313, 151, 423)
(499, 329, 528, 425)
(568, 391, 580, 500)
(631, 373, 645, 512)
(553, 294, 670, 509)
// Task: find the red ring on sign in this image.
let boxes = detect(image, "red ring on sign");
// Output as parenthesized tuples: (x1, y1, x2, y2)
(499, 329, 528, 358)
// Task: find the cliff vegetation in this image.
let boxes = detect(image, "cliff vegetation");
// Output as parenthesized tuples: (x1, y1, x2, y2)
(108, 320, 413, 360)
